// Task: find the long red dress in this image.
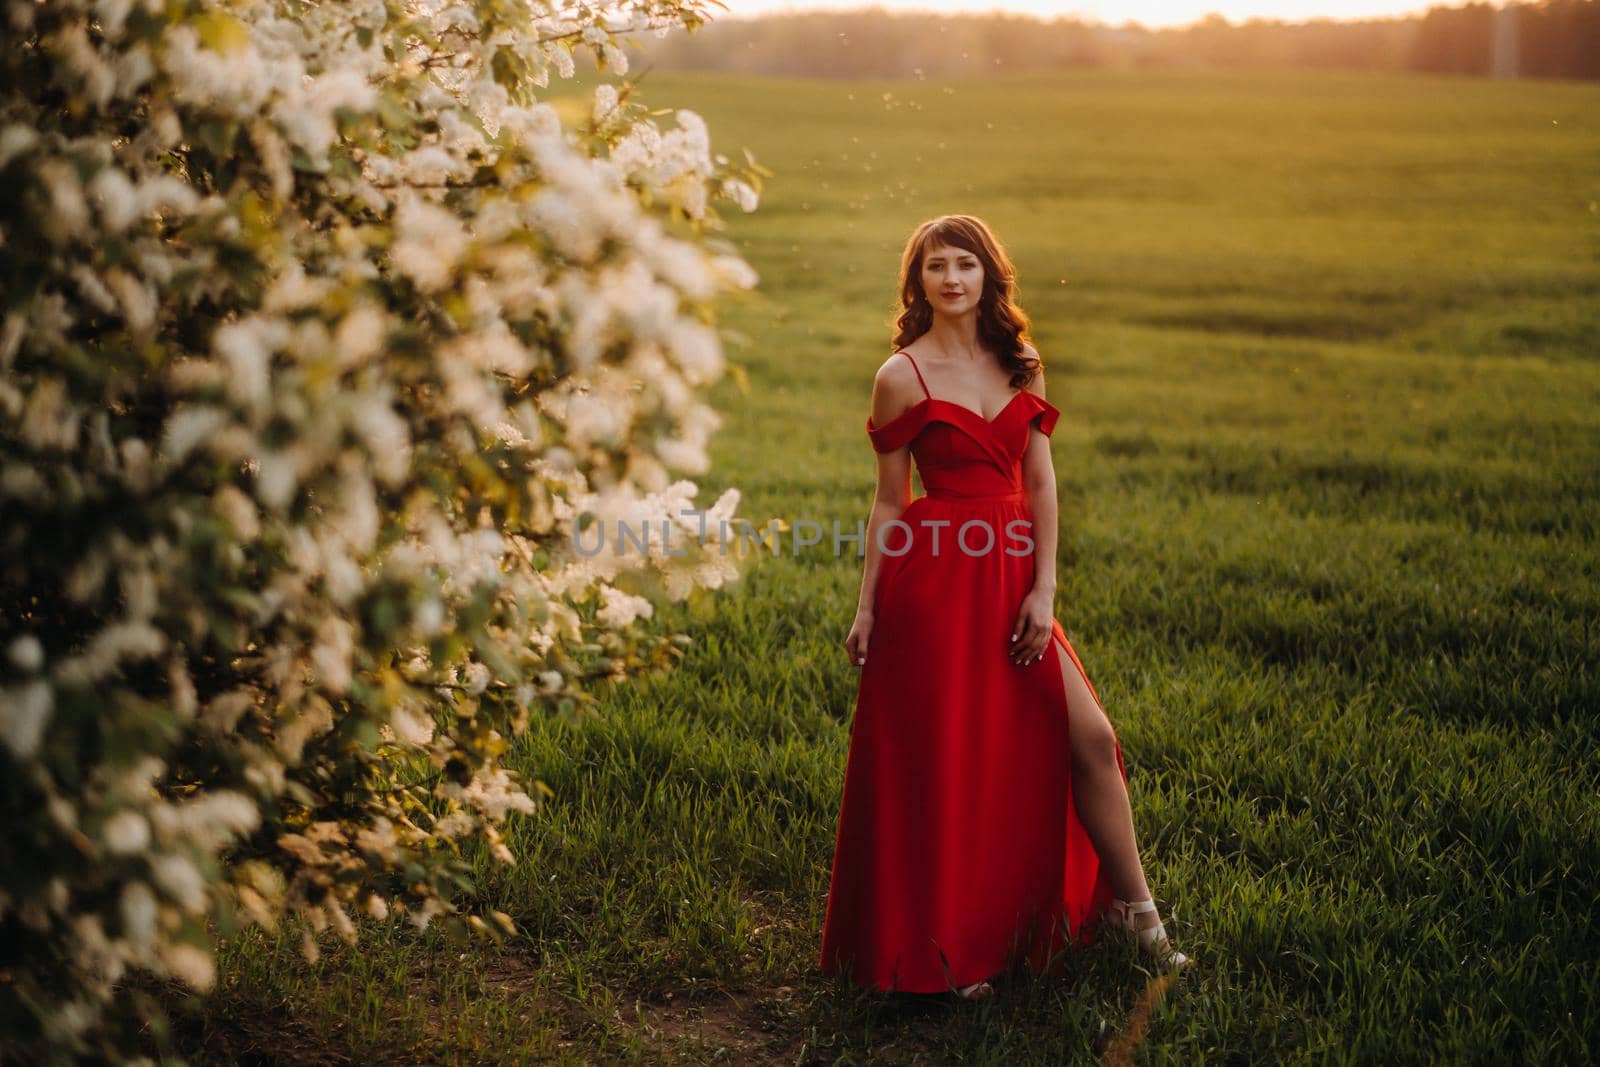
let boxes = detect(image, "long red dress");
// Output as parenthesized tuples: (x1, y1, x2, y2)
(819, 350, 1130, 994)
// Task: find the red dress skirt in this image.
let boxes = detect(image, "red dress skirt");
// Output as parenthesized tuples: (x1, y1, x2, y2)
(819, 358, 1128, 993)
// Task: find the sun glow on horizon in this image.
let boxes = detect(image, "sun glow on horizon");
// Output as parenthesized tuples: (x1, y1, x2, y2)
(714, 0, 1450, 31)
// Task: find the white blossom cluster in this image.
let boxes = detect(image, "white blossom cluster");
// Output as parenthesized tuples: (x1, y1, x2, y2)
(0, 0, 762, 1059)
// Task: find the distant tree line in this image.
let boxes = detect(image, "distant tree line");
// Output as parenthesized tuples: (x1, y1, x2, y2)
(626, 1, 1599, 81)
(1411, 0, 1598, 77)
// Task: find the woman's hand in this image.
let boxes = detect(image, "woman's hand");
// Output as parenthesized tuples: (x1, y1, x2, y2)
(844, 609, 873, 668)
(1009, 587, 1054, 666)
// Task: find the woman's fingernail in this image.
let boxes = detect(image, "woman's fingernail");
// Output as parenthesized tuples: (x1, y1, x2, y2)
(1010, 633, 1018, 641)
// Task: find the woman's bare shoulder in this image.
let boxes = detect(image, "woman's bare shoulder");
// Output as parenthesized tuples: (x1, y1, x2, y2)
(1021, 343, 1047, 397)
(870, 350, 922, 423)
(873, 348, 920, 389)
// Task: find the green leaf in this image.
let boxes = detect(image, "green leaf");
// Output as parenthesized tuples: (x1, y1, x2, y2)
(492, 48, 521, 91)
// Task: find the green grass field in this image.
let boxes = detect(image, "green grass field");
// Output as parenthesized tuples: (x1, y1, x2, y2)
(172, 69, 1600, 1064)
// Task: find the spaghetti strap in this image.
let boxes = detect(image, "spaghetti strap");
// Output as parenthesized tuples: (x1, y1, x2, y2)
(897, 350, 931, 400)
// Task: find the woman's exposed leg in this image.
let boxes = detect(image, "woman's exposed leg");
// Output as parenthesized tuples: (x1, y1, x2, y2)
(1050, 635, 1155, 916)
(1050, 635, 1191, 969)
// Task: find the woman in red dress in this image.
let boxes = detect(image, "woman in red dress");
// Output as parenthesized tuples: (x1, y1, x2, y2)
(820, 215, 1192, 999)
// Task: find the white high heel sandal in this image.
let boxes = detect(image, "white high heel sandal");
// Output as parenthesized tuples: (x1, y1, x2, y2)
(1108, 898, 1193, 973)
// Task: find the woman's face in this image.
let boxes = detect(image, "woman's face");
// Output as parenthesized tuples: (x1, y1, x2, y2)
(920, 241, 984, 317)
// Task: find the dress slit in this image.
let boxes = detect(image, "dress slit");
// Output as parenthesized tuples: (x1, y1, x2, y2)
(1033, 622, 1128, 971)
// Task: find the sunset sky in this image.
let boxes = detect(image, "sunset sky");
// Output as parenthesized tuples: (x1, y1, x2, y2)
(716, 0, 1447, 30)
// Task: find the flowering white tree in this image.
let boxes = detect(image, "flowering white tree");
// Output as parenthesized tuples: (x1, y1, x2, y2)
(0, 0, 766, 1058)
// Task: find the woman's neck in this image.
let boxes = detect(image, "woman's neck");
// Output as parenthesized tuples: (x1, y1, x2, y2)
(925, 315, 981, 360)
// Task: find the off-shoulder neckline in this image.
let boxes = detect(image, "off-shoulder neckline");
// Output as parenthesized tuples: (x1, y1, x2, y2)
(867, 390, 1042, 432)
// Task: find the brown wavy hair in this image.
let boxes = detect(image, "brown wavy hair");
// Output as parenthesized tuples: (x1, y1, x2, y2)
(891, 214, 1041, 388)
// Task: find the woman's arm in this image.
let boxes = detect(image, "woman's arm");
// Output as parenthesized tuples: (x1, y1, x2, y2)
(856, 454, 913, 618)
(845, 361, 918, 665)
(1021, 397, 1058, 597)
(1011, 358, 1059, 665)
